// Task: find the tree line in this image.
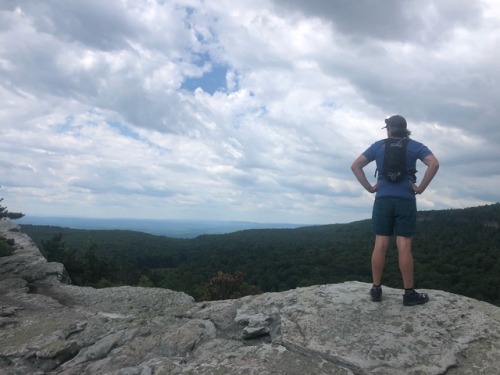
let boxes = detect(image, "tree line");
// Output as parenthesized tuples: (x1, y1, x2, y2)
(20, 203, 500, 305)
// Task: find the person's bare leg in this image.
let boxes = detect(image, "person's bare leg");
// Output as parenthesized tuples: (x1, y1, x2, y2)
(372, 235, 390, 285)
(396, 236, 414, 289)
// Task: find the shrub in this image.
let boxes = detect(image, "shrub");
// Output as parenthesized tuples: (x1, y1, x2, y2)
(0, 236, 15, 257)
(204, 271, 261, 301)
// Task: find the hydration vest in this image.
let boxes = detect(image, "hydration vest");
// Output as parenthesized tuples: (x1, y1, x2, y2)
(381, 138, 410, 183)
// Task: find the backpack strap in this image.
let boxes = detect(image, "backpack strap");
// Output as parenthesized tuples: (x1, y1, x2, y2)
(401, 138, 418, 180)
(374, 139, 392, 178)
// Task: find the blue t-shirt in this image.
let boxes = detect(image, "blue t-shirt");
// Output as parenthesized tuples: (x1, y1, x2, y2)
(362, 138, 433, 200)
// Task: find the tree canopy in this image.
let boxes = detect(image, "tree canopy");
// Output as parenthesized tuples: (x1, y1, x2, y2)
(21, 203, 500, 305)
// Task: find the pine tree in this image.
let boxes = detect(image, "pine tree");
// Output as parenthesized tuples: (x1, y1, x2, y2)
(0, 187, 25, 220)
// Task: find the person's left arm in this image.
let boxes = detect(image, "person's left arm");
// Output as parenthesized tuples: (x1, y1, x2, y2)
(411, 154, 439, 194)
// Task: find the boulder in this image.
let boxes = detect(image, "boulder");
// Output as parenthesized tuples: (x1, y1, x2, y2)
(1, 220, 499, 374)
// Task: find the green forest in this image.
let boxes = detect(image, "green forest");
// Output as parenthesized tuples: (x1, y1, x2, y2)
(20, 203, 500, 305)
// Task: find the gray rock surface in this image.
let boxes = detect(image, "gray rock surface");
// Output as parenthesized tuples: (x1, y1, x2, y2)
(1, 219, 499, 374)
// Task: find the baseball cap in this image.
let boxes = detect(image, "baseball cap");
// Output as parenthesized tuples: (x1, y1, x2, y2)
(382, 115, 407, 129)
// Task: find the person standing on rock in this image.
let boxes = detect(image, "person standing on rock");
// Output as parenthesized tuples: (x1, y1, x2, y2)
(351, 115, 439, 306)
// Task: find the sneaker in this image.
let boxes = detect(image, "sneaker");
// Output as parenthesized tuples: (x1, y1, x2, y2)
(403, 289, 429, 306)
(370, 286, 382, 302)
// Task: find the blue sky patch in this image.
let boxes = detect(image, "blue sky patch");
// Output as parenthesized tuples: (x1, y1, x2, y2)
(107, 120, 140, 140)
(182, 64, 228, 94)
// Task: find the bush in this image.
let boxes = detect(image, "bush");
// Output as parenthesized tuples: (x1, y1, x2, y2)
(203, 271, 261, 301)
(0, 236, 15, 257)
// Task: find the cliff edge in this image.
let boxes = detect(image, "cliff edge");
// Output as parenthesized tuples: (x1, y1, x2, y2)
(1, 219, 499, 374)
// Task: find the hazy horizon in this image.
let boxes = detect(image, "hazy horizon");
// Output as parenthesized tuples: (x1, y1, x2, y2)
(16, 215, 312, 238)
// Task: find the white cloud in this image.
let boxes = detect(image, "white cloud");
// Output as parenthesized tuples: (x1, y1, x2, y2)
(1, 0, 499, 225)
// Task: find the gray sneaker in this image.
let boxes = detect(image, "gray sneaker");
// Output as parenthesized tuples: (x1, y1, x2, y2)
(370, 286, 382, 302)
(403, 289, 429, 306)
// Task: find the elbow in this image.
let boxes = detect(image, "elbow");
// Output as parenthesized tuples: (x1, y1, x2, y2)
(351, 163, 360, 174)
(425, 155, 440, 172)
(351, 155, 368, 174)
(433, 160, 440, 172)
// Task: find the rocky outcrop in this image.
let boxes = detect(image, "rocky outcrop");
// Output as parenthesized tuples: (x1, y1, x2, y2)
(1, 219, 499, 374)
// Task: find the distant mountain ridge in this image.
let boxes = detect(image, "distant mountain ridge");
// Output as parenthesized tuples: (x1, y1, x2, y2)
(17, 203, 500, 238)
(16, 216, 305, 238)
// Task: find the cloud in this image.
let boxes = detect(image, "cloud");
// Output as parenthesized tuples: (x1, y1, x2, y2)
(271, 0, 483, 43)
(1, 0, 499, 225)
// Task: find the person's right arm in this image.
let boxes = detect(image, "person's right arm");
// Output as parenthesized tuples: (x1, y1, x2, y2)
(351, 155, 377, 193)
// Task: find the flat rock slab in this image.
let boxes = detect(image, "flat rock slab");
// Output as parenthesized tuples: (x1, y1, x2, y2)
(184, 282, 500, 375)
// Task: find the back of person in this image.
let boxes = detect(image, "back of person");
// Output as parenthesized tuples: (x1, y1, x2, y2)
(363, 138, 433, 200)
(350, 114, 439, 306)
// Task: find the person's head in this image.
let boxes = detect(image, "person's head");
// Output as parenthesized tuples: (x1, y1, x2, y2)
(382, 115, 411, 138)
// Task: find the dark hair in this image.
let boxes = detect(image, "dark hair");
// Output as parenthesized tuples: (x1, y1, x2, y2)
(391, 128, 411, 138)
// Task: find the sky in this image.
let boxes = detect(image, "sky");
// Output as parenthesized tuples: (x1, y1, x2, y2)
(1, 0, 499, 225)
